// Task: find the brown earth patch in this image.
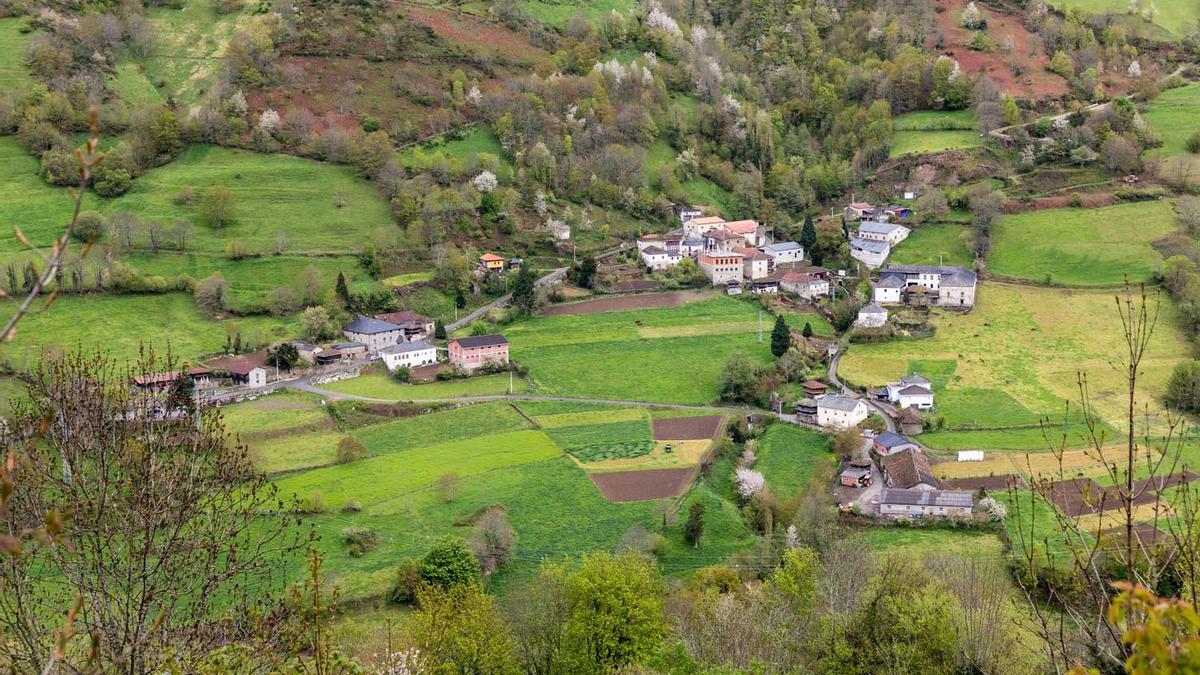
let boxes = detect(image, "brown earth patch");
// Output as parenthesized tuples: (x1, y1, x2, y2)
(589, 467, 696, 502)
(607, 279, 664, 293)
(541, 290, 707, 316)
(241, 419, 336, 442)
(1002, 192, 1119, 213)
(401, 5, 546, 65)
(1045, 472, 1198, 517)
(651, 415, 724, 441)
(942, 474, 1027, 491)
(1099, 522, 1174, 548)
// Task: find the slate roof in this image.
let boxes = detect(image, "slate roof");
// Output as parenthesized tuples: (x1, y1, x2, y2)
(858, 221, 906, 235)
(881, 449, 939, 489)
(876, 275, 906, 289)
(641, 245, 669, 255)
(375, 311, 431, 326)
(344, 315, 402, 335)
(451, 334, 509, 349)
(818, 393, 864, 413)
(900, 373, 931, 386)
(859, 302, 887, 315)
(705, 229, 744, 240)
(881, 488, 973, 508)
(875, 431, 916, 450)
(898, 384, 933, 396)
(761, 242, 802, 253)
(382, 340, 436, 355)
(850, 237, 890, 254)
(880, 264, 977, 287)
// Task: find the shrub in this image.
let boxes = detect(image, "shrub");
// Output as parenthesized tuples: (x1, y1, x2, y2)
(40, 148, 82, 186)
(688, 565, 741, 592)
(198, 185, 237, 228)
(394, 366, 412, 382)
(419, 537, 479, 589)
(390, 558, 422, 603)
(340, 500, 363, 513)
(342, 527, 380, 557)
(92, 167, 131, 197)
(336, 436, 367, 464)
(193, 273, 229, 314)
(298, 492, 326, 514)
(1186, 130, 1200, 154)
(72, 211, 105, 244)
(173, 187, 195, 205)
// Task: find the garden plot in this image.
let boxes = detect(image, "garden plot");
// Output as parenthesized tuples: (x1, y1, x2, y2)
(651, 414, 724, 440)
(589, 467, 697, 502)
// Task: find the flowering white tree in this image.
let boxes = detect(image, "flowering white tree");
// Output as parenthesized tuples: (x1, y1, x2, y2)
(979, 496, 1007, 521)
(472, 170, 498, 193)
(593, 58, 627, 83)
(228, 90, 248, 116)
(534, 191, 548, 216)
(785, 524, 799, 549)
(258, 108, 280, 132)
(961, 1, 985, 29)
(1128, 59, 1142, 77)
(646, 2, 682, 35)
(466, 85, 482, 106)
(734, 468, 766, 499)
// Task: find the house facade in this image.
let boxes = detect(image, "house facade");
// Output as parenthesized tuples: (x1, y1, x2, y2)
(682, 215, 727, 238)
(759, 242, 803, 265)
(448, 334, 510, 370)
(734, 248, 770, 279)
(884, 374, 935, 410)
(722, 219, 761, 246)
(879, 488, 973, 518)
(872, 431, 921, 456)
(698, 251, 745, 285)
(873, 276, 905, 304)
(849, 237, 890, 269)
(856, 221, 910, 245)
(374, 311, 435, 342)
(673, 203, 703, 223)
(855, 302, 888, 328)
(844, 202, 873, 220)
(780, 272, 829, 299)
(381, 341, 438, 371)
(816, 394, 870, 429)
(479, 253, 506, 272)
(342, 315, 404, 354)
(640, 245, 682, 271)
(877, 264, 977, 308)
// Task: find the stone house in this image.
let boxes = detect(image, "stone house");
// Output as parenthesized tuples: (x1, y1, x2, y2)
(342, 315, 404, 354)
(849, 237, 890, 269)
(855, 302, 888, 328)
(879, 488, 973, 518)
(816, 394, 869, 429)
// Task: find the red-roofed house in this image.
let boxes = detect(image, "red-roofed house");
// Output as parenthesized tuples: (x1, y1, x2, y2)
(734, 247, 770, 279)
(478, 253, 505, 272)
(845, 202, 874, 220)
(722, 219, 761, 246)
(682, 215, 727, 238)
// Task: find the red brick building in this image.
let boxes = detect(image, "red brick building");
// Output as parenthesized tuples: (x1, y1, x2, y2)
(448, 334, 510, 370)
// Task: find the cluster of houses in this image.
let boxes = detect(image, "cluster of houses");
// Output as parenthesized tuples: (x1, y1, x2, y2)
(636, 211, 826, 296)
(836, 429, 975, 519)
(341, 311, 510, 373)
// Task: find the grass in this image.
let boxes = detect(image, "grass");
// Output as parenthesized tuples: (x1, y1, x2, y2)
(107, 61, 162, 108)
(755, 424, 831, 499)
(890, 130, 982, 157)
(782, 310, 836, 337)
(137, 0, 245, 104)
(860, 526, 1005, 558)
(220, 390, 330, 433)
(838, 283, 1190, 434)
(893, 110, 978, 131)
(506, 297, 775, 405)
(544, 417, 655, 462)
(322, 373, 527, 399)
(124, 253, 374, 306)
(399, 127, 509, 173)
(383, 271, 434, 287)
(0, 292, 294, 370)
(0, 18, 32, 93)
(535, 407, 648, 428)
(1048, 0, 1197, 37)
(1143, 83, 1200, 156)
(583, 439, 713, 471)
(352, 403, 532, 456)
(889, 222, 974, 268)
(518, 0, 637, 28)
(988, 201, 1178, 285)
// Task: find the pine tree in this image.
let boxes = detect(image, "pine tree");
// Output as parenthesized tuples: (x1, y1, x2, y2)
(799, 214, 817, 253)
(802, 321, 814, 339)
(335, 271, 351, 308)
(434, 319, 447, 340)
(683, 502, 705, 547)
(511, 266, 537, 315)
(770, 315, 791, 358)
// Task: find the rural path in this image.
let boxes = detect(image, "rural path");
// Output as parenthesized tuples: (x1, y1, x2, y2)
(445, 244, 629, 332)
(827, 348, 896, 433)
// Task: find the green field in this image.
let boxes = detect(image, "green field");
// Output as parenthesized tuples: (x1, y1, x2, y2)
(988, 201, 1177, 285)
(506, 297, 775, 404)
(136, 0, 245, 104)
(106, 61, 163, 108)
(755, 424, 830, 499)
(544, 415, 655, 462)
(321, 372, 527, 399)
(889, 223, 974, 268)
(399, 127, 508, 172)
(893, 109, 977, 131)
(838, 283, 1190, 436)
(890, 130, 982, 157)
(0, 292, 294, 370)
(1143, 83, 1200, 156)
(516, 0, 637, 28)
(1049, 0, 1198, 37)
(0, 18, 32, 93)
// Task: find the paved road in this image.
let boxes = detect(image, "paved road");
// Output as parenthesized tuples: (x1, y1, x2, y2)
(827, 348, 895, 432)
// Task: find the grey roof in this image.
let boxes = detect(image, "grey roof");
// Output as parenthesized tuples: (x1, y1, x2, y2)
(900, 373, 931, 386)
(682, 239, 703, 246)
(858, 221, 905, 235)
(818, 394, 864, 413)
(382, 340, 436, 355)
(641, 245, 669, 255)
(880, 264, 977, 287)
(343, 315, 402, 335)
(452, 334, 509, 348)
(850, 237, 890, 254)
(334, 341, 365, 350)
(761, 242, 802, 253)
(881, 488, 974, 508)
(859, 302, 886, 315)
(876, 275, 906, 289)
(875, 431, 916, 449)
(898, 384, 933, 396)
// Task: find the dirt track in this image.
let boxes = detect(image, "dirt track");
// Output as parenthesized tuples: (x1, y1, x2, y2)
(589, 468, 697, 502)
(541, 291, 708, 317)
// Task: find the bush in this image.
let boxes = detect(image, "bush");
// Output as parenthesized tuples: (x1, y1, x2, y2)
(92, 167, 132, 197)
(419, 537, 479, 589)
(1186, 131, 1200, 154)
(340, 500, 363, 513)
(342, 527, 379, 557)
(394, 366, 412, 382)
(40, 148, 81, 186)
(336, 436, 367, 464)
(193, 273, 229, 314)
(72, 211, 105, 244)
(198, 185, 237, 228)
(297, 492, 326, 514)
(390, 558, 422, 603)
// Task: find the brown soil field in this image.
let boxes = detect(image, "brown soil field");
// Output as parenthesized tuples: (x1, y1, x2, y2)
(607, 280, 664, 293)
(589, 467, 696, 502)
(942, 474, 1027, 490)
(1045, 472, 1197, 517)
(651, 414, 724, 440)
(541, 291, 708, 317)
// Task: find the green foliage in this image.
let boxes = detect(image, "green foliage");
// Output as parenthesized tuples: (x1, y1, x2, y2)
(72, 211, 104, 244)
(335, 436, 367, 464)
(197, 185, 237, 228)
(389, 558, 422, 604)
(1187, 130, 1200, 154)
(561, 553, 667, 672)
(801, 322, 814, 339)
(419, 537, 480, 589)
(770, 314, 791, 358)
(683, 501, 705, 546)
(409, 583, 520, 673)
(511, 265, 537, 315)
(341, 527, 379, 557)
(1166, 361, 1200, 413)
(720, 351, 760, 403)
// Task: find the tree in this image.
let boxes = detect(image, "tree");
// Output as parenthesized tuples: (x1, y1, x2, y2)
(299, 306, 339, 341)
(506, 565, 573, 675)
(268, 342, 299, 370)
(1165, 361, 1200, 413)
(720, 352, 760, 402)
(799, 214, 817, 252)
(409, 584, 519, 674)
(512, 265, 537, 315)
(72, 211, 104, 244)
(562, 553, 667, 672)
(0, 352, 309, 673)
(335, 436, 367, 464)
(972, 76, 1005, 133)
(439, 472, 462, 502)
(1101, 133, 1143, 174)
(683, 501, 705, 547)
(197, 185, 237, 228)
(568, 256, 597, 289)
(770, 315, 791, 357)
(334, 271, 351, 308)
(393, 365, 412, 382)
(1186, 130, 1200, 154)
(193, 272, 229, 313)
(419, 537, 480, 589)
(830, 426, 862, 456)
(468, 508, 516, 576)
(830, 298, 861, 332)
(434, 319, 447, 339)
(801, 322, 814, 339)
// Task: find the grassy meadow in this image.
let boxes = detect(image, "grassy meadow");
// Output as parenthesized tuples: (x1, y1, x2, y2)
(321, 372, 527, 399)
(0, 18, 32, 93)
(505, 297, 775, 404)
(135, 0, 246, 104)
(838, 283, 1190, 441)
(1048, 0, 1198, 37)
(988, 200, 1178, 285)
(890, 130, 982, 157)
(1143, 83, 1200, 156)
(888, 222, 974, 268)
(755, 424, 831, 499)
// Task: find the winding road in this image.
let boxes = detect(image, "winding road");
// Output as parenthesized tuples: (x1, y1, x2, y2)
(827, 347, 896, 432)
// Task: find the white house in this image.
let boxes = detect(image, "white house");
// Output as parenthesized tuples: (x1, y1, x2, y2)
(698, 251, 744, 285)
(849, 237, 890, 269)
(873, 275, 905, 304)
(879, 488, 974, 518)
(856, 221, 910, 245)
(816, 394, 870, 429)
(781, 272, 830, 299)
(856, 302, 888, 328)
(844, 202, 873, 220)
(380, 341, 438, 371)
(683, 215, 727, 238)
(640, 245, 682, 271)
(735, 248, 770, 280)
(342, 315, 403, 354)
(878, 265, 977, 308)
(885, 374, 935, 410)
(759, 241, 804, 265)
(673, 204, 703, 222)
